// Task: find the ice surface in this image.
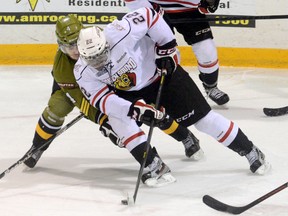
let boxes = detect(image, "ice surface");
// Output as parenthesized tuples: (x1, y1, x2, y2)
(0, 66, 287, 216)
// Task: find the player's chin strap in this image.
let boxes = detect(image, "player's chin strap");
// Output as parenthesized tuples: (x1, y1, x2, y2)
(0, 113, 85, 180)
(131, 73, 166, 204)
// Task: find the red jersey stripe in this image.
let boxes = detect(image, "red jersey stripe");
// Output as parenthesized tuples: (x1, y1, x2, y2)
(198, 59, 219, 68)
(219, 121, 234, 143)
(91, 85, 109, 106)
(124, 131, 146, 146)
(101, 92, 114, 114)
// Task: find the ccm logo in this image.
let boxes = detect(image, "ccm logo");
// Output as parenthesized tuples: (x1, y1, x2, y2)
(195, 28, 211, 36)
(176, 110, 195, 122)
(157, 48, 176, 55)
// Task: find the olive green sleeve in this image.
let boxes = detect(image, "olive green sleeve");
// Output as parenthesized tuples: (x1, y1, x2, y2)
(52, 50, 102, 124)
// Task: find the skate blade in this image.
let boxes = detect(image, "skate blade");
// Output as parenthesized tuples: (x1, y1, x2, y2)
(255, 161, 271, 175)
(190, 149, 204, 161)
(144, 173, 176, 187)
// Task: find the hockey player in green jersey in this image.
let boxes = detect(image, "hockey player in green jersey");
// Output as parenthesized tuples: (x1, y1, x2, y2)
(24, 15, 121, 168)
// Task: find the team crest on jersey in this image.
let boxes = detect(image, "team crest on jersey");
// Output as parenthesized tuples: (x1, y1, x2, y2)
(114, 72, 136, 90)
(102, 58, 138, 90)
(112, 58, 137, 90)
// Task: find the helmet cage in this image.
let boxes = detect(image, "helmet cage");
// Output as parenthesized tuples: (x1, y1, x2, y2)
(82, 43, 110, 70)
(77, 26, 110, 70)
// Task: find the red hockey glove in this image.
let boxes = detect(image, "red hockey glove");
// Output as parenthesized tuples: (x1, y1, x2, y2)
(128, 99, 166, 125)
(198, 0, 220, 14)
(155, 39, 179, 76)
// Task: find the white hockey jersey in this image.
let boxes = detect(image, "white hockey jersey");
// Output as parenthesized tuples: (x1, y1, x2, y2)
(74, 7, 176, 150)
(124, 0, 200, 13)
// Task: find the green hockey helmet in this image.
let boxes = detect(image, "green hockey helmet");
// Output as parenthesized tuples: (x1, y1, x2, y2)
(56, 14, 83, 45)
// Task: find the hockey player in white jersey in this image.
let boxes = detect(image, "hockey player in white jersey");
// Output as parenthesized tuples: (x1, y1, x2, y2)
(124, 0, 230, 106)
(74, 8, 203, 187)
(74, 8, 270, 186)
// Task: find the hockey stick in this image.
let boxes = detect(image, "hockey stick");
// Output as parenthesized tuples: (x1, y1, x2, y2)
(121, 74, 166, 205)
(0, 113, 85, 179)
(169, 14, 288, 23)
(263, 106, 288, 117)
(203, 182, 288, 214)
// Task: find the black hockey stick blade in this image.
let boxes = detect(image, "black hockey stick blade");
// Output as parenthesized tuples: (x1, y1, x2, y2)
(263, 106, 288, 117)
(203, 195, 247, 214)
(203, 182, 288, 214)
(170, 14, 288, 23)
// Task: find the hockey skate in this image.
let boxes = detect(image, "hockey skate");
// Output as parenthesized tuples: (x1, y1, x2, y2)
(205, 86, 230, 105)
(245, 146, 271, 175)
(142, 155, 176, 187)
(24, 148, 44, 168)
(182, 131, 204, 160)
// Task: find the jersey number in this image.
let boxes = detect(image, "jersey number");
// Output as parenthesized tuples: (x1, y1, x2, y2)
(126, 12, 145, 25)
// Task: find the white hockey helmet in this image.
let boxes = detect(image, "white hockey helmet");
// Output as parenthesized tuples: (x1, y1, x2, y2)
(77, 26, 110, 70)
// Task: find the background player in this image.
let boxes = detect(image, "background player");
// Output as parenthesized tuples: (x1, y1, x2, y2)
(124, 0, 230, 106)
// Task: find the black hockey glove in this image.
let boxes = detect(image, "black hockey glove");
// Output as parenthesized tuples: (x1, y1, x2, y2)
(152, 3, 164, 16)
(198, 0, 220, 14)
(155, 39, 179, 76)
(99, 117, 124, 148)
(128, 99, 166, 125)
